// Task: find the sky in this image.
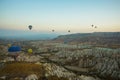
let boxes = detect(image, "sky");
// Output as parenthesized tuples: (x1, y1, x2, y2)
(0, 0, 120, 34)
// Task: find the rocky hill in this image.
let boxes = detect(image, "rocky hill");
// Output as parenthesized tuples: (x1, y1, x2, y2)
(53, 32, 120, 46)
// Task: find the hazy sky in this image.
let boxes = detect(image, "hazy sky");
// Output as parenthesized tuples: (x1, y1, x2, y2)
(0, 0, 120, 33)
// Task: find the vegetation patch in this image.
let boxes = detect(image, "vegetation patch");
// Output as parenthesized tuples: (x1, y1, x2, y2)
(0, 61, 45, 79)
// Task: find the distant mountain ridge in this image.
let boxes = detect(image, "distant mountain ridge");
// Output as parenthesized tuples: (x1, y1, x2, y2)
(0, 29, 59, 40)
(53, 32, 120, 45)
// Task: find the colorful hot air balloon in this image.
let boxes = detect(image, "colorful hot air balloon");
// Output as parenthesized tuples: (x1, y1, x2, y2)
(8, 46, 21, 61)
(28, 25, 32, 30)
(28, 48, 33, 54)
(8, 46, 21, 52)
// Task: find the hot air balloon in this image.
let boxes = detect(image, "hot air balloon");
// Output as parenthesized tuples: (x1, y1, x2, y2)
(91, 25, 94, 27)
(28, 48, 33, 54)
(95, 26, 97, 28)
(52, 30, 55, 32)
(28, 25, 32, 30)
(68, 30, 70, 32)
(8, 46, 21, 61)
(8, 46, 21, 52)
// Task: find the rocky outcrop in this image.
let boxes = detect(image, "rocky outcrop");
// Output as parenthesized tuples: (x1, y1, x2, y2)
(43, 63, 101, 80)
(16, 53, 42, 62)
(25, 74, 38, 80)
(43, 63, 76, 78)
(52, 47, 120, 79)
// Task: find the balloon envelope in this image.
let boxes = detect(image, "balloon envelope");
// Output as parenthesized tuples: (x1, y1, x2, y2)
(28, 25, 32, 30)
(28, 49, 33, 54)
(52, 30, 54, 32)
(95, 26, 97, 28)
(8, 46, 21, 52)
(91, 25, 94, 27)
